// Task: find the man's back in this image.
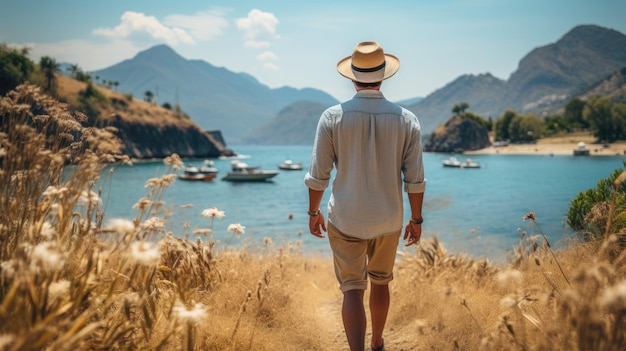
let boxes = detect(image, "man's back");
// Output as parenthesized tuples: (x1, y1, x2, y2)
(307, 90, 423, 239)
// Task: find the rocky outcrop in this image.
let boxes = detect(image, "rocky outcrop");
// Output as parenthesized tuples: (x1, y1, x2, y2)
(104, 114, 235, 159)
(423, 116, 491, 153)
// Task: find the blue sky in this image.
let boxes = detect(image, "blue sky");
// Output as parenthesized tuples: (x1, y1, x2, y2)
(2, 0, 625, 102)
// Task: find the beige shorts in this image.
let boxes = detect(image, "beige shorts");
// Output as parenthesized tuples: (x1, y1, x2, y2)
(327, 222, 401, 292)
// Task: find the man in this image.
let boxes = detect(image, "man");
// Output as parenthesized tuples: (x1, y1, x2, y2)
(304, 41, 426, 351)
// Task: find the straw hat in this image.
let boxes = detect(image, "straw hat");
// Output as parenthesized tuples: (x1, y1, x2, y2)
(337, 41, 400, 83)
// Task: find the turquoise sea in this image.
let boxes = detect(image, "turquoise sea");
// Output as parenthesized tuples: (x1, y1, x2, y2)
(99, 145, 625, 261)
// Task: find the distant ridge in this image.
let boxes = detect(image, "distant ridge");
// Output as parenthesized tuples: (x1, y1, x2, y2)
(94, 45, 338, 143)
(406, 24, 626, 135)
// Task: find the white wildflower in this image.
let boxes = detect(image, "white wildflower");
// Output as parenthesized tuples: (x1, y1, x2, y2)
(172, 300, 207, 322)
(496, 269, 522, 286)
(599, 281, 626, 308)
(30, 242, 66, 272)
(106, 218, 135, 235)
(145, 177, 160, 189)
(227, 223, 246, 234)
(128, 241, 160, 266)
(140, 217, 165, 232)
(40, 221, 56, 240)
(48, 280, 70, 303)
(133, 197, 152, 210)
(77, 190, 101, 207)
(201, 207, 225, 219)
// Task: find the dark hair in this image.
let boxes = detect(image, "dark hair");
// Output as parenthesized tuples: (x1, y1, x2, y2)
(354, 81, 381, 88)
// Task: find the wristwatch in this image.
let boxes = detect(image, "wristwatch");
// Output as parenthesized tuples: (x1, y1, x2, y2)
(307, 209, 321, 216)
(410, 217, 423, 224)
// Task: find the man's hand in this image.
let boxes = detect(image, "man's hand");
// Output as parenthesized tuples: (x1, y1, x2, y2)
(309, 212, 327, 238)
(403, 220, 422, 246)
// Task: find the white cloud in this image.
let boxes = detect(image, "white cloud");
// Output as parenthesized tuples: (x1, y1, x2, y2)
(93, 11, 195, 46)
(257, 50, 278, 61)
(28, 39, 140, 71)
(262, 62, 280, 72)
(236, 9, 279, 48)
(165, 9, 229, 41)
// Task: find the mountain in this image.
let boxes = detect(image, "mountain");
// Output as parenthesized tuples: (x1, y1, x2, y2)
(241, 101, 328, 145)
(406, 24, 626, 135)
(93, 45, 338, 143)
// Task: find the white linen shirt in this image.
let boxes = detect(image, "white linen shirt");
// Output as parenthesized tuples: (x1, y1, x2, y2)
(304, 90, 426, 240)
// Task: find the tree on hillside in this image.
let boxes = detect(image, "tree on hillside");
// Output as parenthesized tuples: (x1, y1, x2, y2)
(144, 90, 154, 103)
(584, 96, 624, 142)
(452, 102, 469, 116)
(564, 98, 589, 130)
(39, 56, 59, 95)
(0, 44, 34, 96)
(508, 114, 543, 142)
(494, 110, 516, 141)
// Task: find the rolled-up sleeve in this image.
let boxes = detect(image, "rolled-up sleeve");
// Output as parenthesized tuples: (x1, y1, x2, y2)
(402, 112, 427, 193)
(304, 109, 336, 191)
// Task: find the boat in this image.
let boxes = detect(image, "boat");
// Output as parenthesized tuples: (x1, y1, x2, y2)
(573, 141, 590, 156)
(278, 160, 303, 170)
(199, 159, 219, 175)
(178, 162, 218, 182)
(222, 161, 278, 182)
(442, 156, 481, 169)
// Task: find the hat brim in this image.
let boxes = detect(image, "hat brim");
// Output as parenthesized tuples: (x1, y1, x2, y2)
(337, 54, 400, 83)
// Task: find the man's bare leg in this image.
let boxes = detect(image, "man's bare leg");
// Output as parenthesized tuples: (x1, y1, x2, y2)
(369, 283, 390, 349)
(342, 289, 366, 351)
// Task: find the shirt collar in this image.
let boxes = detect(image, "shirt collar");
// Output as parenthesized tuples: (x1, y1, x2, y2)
(354, 90, 385, 99)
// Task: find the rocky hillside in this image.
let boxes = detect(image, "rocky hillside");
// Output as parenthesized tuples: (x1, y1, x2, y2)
(423, 115, 491, 153)
(407, 25, 626, 135)
(57, 75, 234, 160)
(93, 45, 338, 143)
(242, 101, 329, 145)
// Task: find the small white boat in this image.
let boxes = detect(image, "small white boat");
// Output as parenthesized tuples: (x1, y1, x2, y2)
(222, 161, 278, 182)
(199, 159, 219, 175)
(278, 160, 303, 170)
(442, 156, 480, 169)
(573, 141, 590, 156)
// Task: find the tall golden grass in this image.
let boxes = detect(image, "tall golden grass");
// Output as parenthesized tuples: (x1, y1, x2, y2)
(1, 84, 625, 350)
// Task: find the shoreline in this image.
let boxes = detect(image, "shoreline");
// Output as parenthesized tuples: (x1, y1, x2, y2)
(464, 140, 626, 157)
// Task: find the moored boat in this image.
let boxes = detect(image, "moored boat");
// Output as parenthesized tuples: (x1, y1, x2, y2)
(222, 161, 278, 182)
(442, 156, 480, 169)
(278, 160, 303, 170)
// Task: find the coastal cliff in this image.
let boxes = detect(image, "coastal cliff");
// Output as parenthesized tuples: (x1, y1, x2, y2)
(424, 115, 491, 153)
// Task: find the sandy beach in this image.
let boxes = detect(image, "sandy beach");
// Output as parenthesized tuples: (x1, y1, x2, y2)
(465, 134, 626, 156)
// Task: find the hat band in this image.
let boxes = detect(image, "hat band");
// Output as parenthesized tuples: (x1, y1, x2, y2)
(351, 61, 386, 73)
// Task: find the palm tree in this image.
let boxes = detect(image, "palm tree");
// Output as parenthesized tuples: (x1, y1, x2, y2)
(144, 90, 154, 103)
(39, 56, 59, 95)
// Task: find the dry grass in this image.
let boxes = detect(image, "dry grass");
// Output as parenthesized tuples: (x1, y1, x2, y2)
(1, 85, 625, 350)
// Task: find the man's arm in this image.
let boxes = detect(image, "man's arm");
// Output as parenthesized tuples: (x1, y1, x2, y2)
(308, 188, 327, 238)
(404, 191, 424, 246)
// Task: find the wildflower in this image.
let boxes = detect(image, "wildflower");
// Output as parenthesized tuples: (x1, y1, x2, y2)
(0, 260, 17, 279)
(228, 223, 246, 234)
(40, 221, 56, 240)
(106, 218, 135, 235)
(522, 212, 536, 221)
(496, 269, 522, 286)
(201, 207, 225, 219)
(140, 217, 165, 232)
(133, 197, 152, 210)
(128, 241, 161, 266)
(164, 153, 183, 170)
(30, 242, 66, 272)
(263, 237, 272, 246)
(145, 177, 160, 189)
(172, 300, 207, 322)
(599, 281, 626, 308)
(500, 295, 517, 308)
(48, 279, 70, 303)
(77, 190, 101, 207)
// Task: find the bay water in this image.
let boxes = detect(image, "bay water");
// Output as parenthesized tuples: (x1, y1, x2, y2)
(99, 145, 625, 261)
